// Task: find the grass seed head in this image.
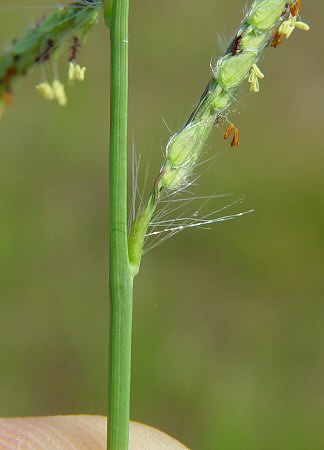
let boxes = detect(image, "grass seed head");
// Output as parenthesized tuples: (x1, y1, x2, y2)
(0, 1, 99, 115)
(128, 0, 310, 273)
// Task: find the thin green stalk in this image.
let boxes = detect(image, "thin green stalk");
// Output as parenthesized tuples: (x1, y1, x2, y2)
(105, 0, 132, 449)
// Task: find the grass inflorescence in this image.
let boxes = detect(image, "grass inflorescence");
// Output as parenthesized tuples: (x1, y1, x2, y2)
(0, 1, 101, 115)
(128, 0, 309, 276)
(0, 1, 309, 270)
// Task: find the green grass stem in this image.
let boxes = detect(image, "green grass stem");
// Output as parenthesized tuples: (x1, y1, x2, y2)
(104, 0, 132, 449)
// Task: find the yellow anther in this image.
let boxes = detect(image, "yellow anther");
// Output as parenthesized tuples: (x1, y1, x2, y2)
(252, 63, 264, 79)
(250, 78, 260, 93)
(68, 62, 86, 82)
(52, 79, 67, 106)
(248, 63, 264, 93)
(279, 14, 310, 39)
(36, 81, 55, 100)
(295, 21, 310, 31)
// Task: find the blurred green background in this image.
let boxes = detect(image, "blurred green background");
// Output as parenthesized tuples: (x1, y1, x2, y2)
(0, 1, 323, 449)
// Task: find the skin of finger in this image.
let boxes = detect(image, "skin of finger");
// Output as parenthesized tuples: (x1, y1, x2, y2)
(0, 415, 190, 449)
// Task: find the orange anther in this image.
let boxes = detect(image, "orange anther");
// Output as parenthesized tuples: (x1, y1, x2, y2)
(1, 91, 13, 107)
(289, 4, 298, 16)
(230, 129, 239, 147)
(296, 0, 302, 10)
(3, 67, 16, 85)
(271, 31, 283, 48)
(223, 123, 235, 139)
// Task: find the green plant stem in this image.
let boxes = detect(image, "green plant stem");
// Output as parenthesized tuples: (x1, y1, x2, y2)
(104, 0, 132, 449)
